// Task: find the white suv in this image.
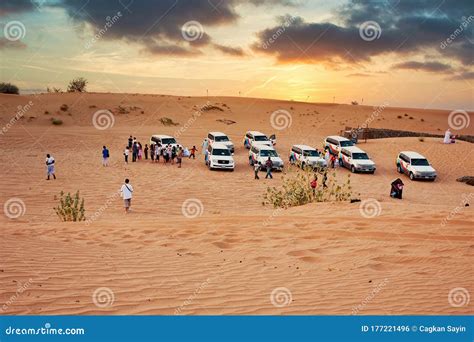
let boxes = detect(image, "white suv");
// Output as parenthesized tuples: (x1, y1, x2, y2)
(324, 135, 354, 155)
(150, 134, 181, 148)
(396, 151, 437, 181)
(206, 131, 234, 153)
(339, 146, 376, 173)
(249, 143, 284, 171)
(206, 142, 235, 171)
(289, 145, 326, 169)
(244, 131, 275, 149)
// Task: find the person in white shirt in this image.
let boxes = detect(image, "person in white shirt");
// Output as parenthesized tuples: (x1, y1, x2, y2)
(120, 178, 133, 213)
(124, 146, 129, 163)
(45, 154, 56, 180)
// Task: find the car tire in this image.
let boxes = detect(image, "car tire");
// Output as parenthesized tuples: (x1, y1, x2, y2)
(409, 172, 415, 180)
(351, 165, 356, 173)
(397, 164, 403, 174)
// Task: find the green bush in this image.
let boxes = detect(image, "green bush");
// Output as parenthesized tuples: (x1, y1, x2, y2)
(0, 82, 19, 94)
(51, 118, 63, 125)
(263, 168, 353, 209)
(54, 191, 85, 222)
(67, 77, 87, 92)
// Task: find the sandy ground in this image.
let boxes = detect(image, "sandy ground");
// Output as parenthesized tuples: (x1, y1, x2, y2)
(0, 93, 473, 315)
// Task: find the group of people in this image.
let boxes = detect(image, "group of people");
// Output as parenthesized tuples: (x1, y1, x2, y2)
(122, 136, 199, 168)
(253, 157, 275, 180)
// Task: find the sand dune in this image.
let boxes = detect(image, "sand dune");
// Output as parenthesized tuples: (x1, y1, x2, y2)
(0, 93, 472, 315)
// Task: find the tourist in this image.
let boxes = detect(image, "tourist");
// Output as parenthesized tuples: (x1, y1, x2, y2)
(265, 157, 273, 179)
(310, 175, 318, 196)
(190, 145, 197, 159)
(150, 143, 155, 162)
(45, 154, 56, 180)
(124, 146, 129, 164)
(144, 144, 149, 160)
(254, 162, 261, 180)
(177, 147, 183, 168)
(120, 178, 133, 213)
(128, 135, 133, 149)
(102, 146, 110, 167)
(132, 142, 138, 162)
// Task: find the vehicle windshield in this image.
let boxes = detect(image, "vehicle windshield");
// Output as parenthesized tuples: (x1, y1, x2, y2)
(214, 136, 229, 142)
(260, 149, 278, 157)
(161, 138, 177, 145)
(254, 135, 269, 141)
(303, 150, 320, 157)
(411, 158, 429, 166)
(340, 140, 354, 147)
(352, 153, 369, 160)
(212, 148, 231, 156)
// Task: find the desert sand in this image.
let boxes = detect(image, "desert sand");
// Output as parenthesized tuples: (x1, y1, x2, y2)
(0, 92, 472, 315)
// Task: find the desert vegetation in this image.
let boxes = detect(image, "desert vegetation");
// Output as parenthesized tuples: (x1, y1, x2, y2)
(54, 191, 86, 222)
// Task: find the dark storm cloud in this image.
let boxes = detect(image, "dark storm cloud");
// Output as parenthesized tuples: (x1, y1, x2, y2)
(0, 0, 35, 16)
(252, 0, 474, 68)
(57, 0, 292, 56)
(393, 61, 453, 72)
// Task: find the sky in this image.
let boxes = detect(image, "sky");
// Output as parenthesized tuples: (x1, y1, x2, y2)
(0, 0, 473, 109)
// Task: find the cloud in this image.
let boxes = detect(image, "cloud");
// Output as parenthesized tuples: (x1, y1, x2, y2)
(56, 0, 291, 56)
(252, 0, 474, 68)
(0, 0, 35, 16)
(392, 61, 453, 73)
(213, 44, 245, 56)
(0, 38, 27, 49)
(448, 70, 474, 80)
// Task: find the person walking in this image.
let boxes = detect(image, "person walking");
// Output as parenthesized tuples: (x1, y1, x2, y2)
(124, 146, 129, 164)
(144, 144, 149, 160)
(155, 143, 161, 163)
(265, 157, 273, 179)
(45, 154, 56, 180)
(120, 178, 133, 213)
(254, 162, 261, 179)
(190, 145, 197, 159)
(102, 146, 110, 167)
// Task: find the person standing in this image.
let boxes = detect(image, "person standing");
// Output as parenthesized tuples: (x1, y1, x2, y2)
(132, 142, 138, 162)
(202, 139, 208, 155)
(144, 144, 149, 160)
(265, 157, 273, 179)
(155, 143, 161, 163)
(120, 178, 133, 213)
(177, 147, 183, 168)
(128, 136, 133, 149)
(45, 154, 56, 180)
(102, 146, 110, 167)
(254, 162, 261, 180)
(310, 175, 318, 196)
(190, 145, 197, 159)
(138, 143, 143, 160)
(124, 146, 129, 164)
(150, 143, 155, 162)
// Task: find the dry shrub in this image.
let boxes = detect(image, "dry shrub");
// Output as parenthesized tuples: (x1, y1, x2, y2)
(160, 117, 179, 126)
(263, 168, 353, 209)
(54, 191, 85, 222)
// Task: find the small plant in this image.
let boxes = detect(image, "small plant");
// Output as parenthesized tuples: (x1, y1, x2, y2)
(54, 191, 85, 222)
(263, 168, 353, 209)
(47, 87, 62, 93)
(159, 117, 179, 126)
(397, 115, 402, 119)
(67, 77, 88, 92)
(44, 110, 50, 115)
(409, 116, 414, 120)
(60, 104, 68, 111)
(421, 118, 425, 122)
(0, 82, 19, 94)
(351, 101, 359, 105)
(51, 118, 63, 125)
(418, 137, 425, 142)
